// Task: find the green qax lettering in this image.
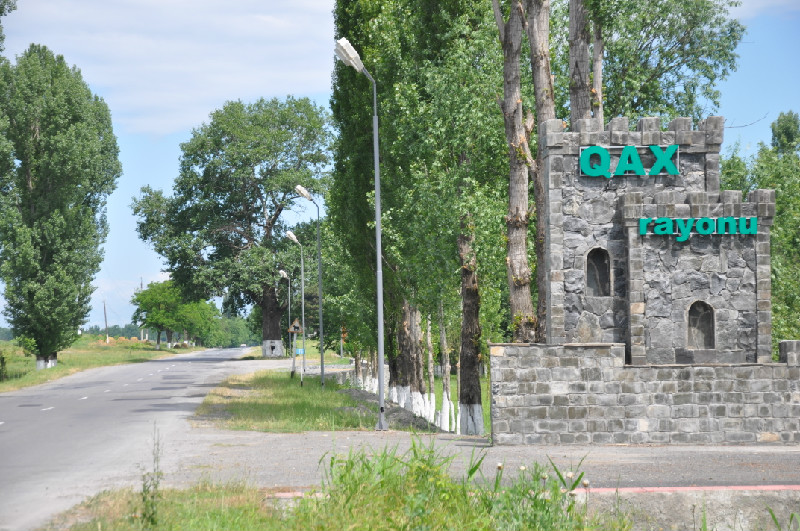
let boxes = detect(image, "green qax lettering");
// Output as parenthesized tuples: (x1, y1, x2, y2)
(581, 145, 679, 178)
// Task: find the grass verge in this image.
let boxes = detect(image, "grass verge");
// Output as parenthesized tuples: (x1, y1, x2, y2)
(0, 335, 199, 393)
(46, 440, 631, 531)
(195, 370, 377, 432)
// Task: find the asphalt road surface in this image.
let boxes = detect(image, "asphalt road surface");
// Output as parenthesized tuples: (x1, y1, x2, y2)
(0, 347, 280, 531)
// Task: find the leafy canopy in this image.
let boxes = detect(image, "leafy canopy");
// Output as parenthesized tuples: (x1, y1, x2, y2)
(132, 96, 331, 321)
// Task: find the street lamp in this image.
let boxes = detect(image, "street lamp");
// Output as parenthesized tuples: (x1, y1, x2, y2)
(334, 36, 388, 430)
(295, 184, 325, 387)
(279, 269, 296, 379)
(286, 230, 306, 387)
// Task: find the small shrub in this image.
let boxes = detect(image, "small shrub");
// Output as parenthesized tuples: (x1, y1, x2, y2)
(135, 426, 163, 529)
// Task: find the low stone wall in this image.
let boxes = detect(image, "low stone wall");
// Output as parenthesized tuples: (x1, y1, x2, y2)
(490, 342, 800, 445)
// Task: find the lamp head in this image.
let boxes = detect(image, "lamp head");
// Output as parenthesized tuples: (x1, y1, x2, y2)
(334, 37, 364, 73)
(295, 184, 313, 202)
(286, 230, 300, 245)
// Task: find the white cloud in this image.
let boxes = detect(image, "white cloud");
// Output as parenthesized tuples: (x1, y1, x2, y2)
(3, 0, 335, 135)
(730, 0, 800, 19)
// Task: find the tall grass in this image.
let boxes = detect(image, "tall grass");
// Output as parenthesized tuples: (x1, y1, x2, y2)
(52, 440, 631, 531)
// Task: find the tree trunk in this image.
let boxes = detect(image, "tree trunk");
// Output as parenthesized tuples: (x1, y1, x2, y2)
(166, 330, 174, 349)
(369, 347, 378, 395)
(525, 0, 557, 343)
(387, 336, 400, 404)
(155, 329, 162, 350)
(354, 348, 362, 388)
(458, 226, 483, 436)
(396, 300, 426, 416)
(260, 285, 283, 357)
(425, 314, 436, 424)
(568, 0, 592, 125)
(438, 300, 453, 431)
(592, 21, 605, 124)
(493, 0, 537, 343)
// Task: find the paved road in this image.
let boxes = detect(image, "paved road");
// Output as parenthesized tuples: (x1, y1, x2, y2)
(0, 347, 287, 531)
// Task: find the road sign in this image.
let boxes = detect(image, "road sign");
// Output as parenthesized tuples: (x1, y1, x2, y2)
(288, 318, 303, 334)
(295, 348, 305, 355)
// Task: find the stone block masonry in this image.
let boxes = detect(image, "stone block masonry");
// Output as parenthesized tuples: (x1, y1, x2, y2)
(490, 343, 800, 445)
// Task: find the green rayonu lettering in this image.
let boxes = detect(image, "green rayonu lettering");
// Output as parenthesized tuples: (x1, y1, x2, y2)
(638, 216, 758, 240)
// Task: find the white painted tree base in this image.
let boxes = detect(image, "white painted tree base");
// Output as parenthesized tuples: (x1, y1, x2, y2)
(438, 397, 456, 432)
(459, 403, 484, 435)
(425, 392, 436, 424)
(409, 390, 426, 417)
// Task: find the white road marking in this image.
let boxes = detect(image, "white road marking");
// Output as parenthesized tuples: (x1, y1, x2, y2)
(137, 378, 143, 382)
(148, 373, 153, 376)
(123, 384, 129, 387)
(104, 390, 111, 393)
(0, 422, 5, 426)
(41, 407, 54, 411)
(79, 397, 88, 400)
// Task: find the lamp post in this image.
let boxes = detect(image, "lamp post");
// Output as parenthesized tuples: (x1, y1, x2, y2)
(295, 184, 325, 387)
(286, 230, 306, 387)
(334, 37, 388, 430)
(279, 269, 295, 379)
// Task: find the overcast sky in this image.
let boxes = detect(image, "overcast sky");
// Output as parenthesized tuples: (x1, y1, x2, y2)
(1, 0, 799, 329)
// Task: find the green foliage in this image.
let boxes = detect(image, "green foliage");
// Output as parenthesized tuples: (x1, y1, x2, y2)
(767, 505, 799, 531)
(0, 44, 121, 359)
(205, 315, 258, 348)
(552, 0, 744, 123)
(132, 96, 331, 343)
(131, 281, 184, 341)
(0, 0, 16, 52)
(721, 111, 800, 355)
(290, 441, 629, 530)
(131, 280, 237, 347)
(138, 426, 163, 529)
(50, 444, 632, 531)
(331, 0, 512, 351)
(772, 111, 800, 156)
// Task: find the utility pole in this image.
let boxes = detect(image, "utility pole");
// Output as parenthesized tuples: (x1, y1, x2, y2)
(104, 300, 109, 344)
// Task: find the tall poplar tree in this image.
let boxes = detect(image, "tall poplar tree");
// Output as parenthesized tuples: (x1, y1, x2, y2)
(0, 45, 121, 366)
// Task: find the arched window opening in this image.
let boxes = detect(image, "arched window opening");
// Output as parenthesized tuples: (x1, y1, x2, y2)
(688, 301, 715, 349)
(586, 248, 611, 297)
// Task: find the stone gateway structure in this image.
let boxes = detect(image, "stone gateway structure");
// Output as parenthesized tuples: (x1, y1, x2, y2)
(489, 116, 800, 445)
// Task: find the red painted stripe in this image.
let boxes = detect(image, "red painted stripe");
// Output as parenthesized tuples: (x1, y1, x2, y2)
(587, 485, 800, 494)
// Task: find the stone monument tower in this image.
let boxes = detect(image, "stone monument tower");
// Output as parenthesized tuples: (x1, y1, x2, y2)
(539, 116, 775, 365)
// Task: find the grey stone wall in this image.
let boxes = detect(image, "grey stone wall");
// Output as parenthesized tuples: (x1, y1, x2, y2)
(490, 343, 800, 445)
